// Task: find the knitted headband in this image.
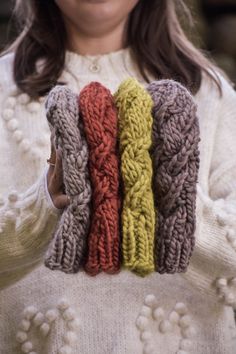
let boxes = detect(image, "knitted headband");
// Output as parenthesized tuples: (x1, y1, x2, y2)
(44, 85, 92, 273)
(44, 79, 200, 276)
(147, 80, 200, 273)
(114, 78, 156, 276)
(79, 82, 121, 275)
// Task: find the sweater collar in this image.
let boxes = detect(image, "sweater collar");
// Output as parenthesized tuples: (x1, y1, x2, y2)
(63, 47, 142, 80)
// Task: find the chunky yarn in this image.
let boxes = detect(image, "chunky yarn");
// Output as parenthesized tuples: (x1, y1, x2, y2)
(147, 80, 200, 274)
(114, 78, 155, 276)
(44, 85, 92, 273)
(79, 82, 121, 275)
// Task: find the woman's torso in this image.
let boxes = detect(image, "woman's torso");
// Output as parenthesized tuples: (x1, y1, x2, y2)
(0, 49, 235, 354)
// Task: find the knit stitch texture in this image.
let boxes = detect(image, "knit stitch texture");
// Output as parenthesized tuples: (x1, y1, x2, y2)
(79, 82, 121, 275)
(147, 80, 200, 273)
(114, 78, 155, 276)
(44, 85, 92, 273)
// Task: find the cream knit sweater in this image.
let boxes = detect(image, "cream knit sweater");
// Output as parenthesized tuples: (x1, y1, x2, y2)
(0, 48, 236, 354)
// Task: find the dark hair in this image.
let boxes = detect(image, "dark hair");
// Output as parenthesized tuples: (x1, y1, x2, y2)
(4, 0, 222, 98)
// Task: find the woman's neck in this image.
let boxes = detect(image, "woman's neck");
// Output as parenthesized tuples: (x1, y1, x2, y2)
(64, 16, 128, 56)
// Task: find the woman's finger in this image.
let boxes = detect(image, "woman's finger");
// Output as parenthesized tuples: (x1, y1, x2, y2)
(46, 137, 69, 209)
(53, 194, 70, 209)
(48, 150, 63, 194)
(52, 149, 63, 190)
(47, 130, 57, 181)
(50, 128, 56, 149)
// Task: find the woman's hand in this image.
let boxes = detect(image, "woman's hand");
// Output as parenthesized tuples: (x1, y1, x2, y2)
(46, 131, 70, 209)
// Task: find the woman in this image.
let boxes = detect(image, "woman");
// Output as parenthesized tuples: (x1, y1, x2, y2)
(0, 0, 236, 353)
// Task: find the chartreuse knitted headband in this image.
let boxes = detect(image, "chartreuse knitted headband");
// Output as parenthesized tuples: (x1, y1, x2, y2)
(114, 78, 156, 276)
(44, 78, 199, 276)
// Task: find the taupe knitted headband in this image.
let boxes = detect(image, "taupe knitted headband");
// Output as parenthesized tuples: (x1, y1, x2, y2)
(44, 85, 92, 273)
(147, 80, 200, 273)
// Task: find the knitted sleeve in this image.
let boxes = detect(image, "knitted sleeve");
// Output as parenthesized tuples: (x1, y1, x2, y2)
(0, 167, 61, 290)
(183, 74, 236, 304)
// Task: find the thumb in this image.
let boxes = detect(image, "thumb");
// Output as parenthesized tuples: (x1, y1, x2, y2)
(53, 194, 71, 210)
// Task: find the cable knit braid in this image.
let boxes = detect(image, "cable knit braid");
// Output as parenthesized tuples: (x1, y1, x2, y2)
(114, 78, 155, 276)
(79, 82, 121, 275)
(147, 80, 200, 274)
(44, 85, 92, 273)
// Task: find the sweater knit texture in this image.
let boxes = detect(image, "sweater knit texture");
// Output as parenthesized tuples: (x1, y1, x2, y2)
(0, 48, 236, 354)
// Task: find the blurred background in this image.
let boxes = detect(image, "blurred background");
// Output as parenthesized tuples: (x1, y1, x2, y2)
(0, 0, 236, 85)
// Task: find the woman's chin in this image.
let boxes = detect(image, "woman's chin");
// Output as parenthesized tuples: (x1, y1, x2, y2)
(82, 0, 108, 3)
(77, 4, 121, 26)
(56, 0, 139, 36)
